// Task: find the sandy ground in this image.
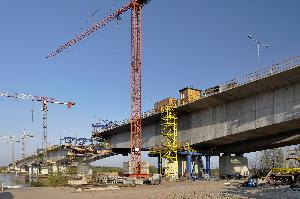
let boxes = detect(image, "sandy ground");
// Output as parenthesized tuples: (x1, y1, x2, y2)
(1, 180, 299, 199)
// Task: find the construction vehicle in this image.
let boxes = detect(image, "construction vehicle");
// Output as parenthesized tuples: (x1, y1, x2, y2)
(179, 87, 202, 105)
(265, 148, 300, 185)
(154, 98, 178, 113)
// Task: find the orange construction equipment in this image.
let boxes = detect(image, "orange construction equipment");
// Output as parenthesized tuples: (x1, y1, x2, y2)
(47, 0, 151, 177)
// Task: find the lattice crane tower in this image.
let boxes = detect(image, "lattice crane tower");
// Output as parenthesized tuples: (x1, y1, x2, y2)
(47, 0, 151, 176)
(0, 91, 75, 154)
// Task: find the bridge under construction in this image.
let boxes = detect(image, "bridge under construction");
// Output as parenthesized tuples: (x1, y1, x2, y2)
(6, 55, 300, 181)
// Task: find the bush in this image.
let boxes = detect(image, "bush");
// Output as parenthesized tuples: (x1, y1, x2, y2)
(149, 166, 157, 174)
(31, 179, 48, 187)
(0, 166, 7, 173)
(47, 172, 68, 187)
(211, 168, 219, 176)
(67, 166, 78, 175)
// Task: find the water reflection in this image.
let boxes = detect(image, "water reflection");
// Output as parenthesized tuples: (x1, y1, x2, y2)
(0, 174, 29, 188)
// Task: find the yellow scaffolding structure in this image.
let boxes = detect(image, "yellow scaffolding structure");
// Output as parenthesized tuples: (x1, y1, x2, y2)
(161, 105, 178, 180)
(148, 105, 179, 180)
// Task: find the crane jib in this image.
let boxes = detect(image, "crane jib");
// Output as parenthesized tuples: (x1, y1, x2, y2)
(46, 2, 133, 58)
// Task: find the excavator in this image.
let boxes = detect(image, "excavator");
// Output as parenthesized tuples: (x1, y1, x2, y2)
(266, 148, 300, 188)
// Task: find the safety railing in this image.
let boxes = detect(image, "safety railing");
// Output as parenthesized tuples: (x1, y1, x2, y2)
(218, 55, 300, 94)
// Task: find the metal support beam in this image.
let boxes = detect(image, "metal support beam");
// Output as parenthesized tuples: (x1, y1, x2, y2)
(42, 101, 48, 154)
(186, 153, 192, 180)
(179, 151, 202, 180)
(205, 155, 211, 175)
(157, 155, 162, 175)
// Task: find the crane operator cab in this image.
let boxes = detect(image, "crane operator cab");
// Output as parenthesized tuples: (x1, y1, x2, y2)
(135, 0, 151, 6)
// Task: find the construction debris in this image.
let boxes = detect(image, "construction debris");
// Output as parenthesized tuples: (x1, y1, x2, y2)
(76, 185, 120, 192)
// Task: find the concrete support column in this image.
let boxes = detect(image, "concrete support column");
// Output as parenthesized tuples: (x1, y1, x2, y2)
(205, 155, 211, 175)
(186, 153, 192, 180)
(219, 154, 249, 177)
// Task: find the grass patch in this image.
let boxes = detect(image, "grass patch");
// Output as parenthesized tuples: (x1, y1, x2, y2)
(31, 172, 68, 187)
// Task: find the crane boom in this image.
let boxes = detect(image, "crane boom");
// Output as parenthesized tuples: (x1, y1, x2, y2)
(46, 2, 132, 58)
(0, 91, 75, 107)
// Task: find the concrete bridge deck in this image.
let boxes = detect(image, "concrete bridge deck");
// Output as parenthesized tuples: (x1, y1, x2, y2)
(99, 56, 300, 154)
(11, 145, 115, 169)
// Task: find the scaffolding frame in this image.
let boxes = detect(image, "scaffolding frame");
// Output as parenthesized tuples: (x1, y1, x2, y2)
(148, 105, 179, 180)
(161, 105, 178, 180)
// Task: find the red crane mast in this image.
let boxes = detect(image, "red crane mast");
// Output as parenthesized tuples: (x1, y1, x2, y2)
(47, 0, 150, 176)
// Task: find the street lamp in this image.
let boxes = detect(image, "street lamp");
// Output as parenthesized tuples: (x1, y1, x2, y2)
(248, 34, 270, 67)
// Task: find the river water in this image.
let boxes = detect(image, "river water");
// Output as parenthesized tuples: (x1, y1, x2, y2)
(0, 174, 29, 188)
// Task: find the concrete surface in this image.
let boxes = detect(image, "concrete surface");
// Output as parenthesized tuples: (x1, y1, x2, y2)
(104, 64, 300, 154)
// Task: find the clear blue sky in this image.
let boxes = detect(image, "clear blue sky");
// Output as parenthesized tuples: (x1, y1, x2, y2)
(0, 0, 299, 166)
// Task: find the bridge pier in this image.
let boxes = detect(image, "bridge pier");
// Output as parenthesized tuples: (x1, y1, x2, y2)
(178, 151, 202, 180)
(219, 153, 249, 178)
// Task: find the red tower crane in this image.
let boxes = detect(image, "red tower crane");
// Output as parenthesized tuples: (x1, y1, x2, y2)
(0, 91, 75, 153)
(47, 0, 150, 177)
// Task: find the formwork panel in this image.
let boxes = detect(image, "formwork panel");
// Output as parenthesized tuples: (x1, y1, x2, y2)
(190, 108, 217, 144)
(178, 114, 191, 144)
(240, 97, 256, 132)
(201, 109, 214, 140)
(274, 86, 294, 123)
(255, 92, 274, 128)
(213, 105, 226, 138)
(215, 104, 225, 137)
(142, 124, 156, 148)
(110, 130, 130, 148)
(293, 83, 300, 119)
(224, 100, 241, 135)
(189, 111, 203, 144)
(154, 122, 162, 146)
(191, 111, 202, 128)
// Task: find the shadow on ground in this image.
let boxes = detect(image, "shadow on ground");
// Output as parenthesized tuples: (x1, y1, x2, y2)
(0, 192, 14, 199)
(221, 182, 300, 199)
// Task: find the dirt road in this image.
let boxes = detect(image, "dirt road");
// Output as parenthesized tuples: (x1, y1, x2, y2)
(1, 180, 299, 199)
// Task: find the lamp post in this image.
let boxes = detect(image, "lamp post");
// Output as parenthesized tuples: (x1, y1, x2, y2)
(248, 34, 270, 67)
